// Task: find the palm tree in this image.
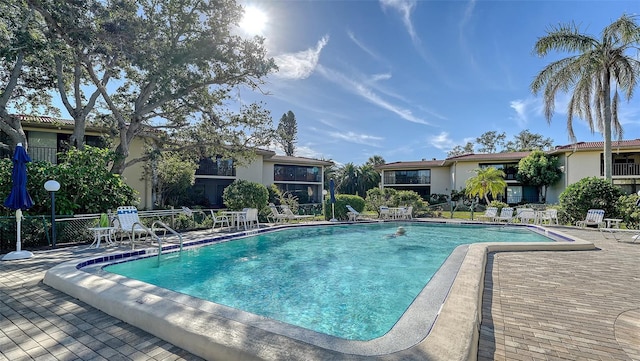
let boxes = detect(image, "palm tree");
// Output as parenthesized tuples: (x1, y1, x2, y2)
(336, 163, 359, 195)
(531, 14, 640, 181)
(357, 164, 380, 197)
(465, 167, 507, 204)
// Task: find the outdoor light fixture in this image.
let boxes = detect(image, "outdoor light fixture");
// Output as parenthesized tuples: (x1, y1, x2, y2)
(44, 180, 60, 247)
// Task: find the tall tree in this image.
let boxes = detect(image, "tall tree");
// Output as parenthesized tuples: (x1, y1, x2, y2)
(336, 162, 359, 196)
(357, 163, 379, 197)
(31, 0, 278, 174)
(366, 155, 386, 167)
(476, 131, 506, 153)
(465, 167, 507, 204)
(0, 0, 57, 151)
(516, 150, 561, 202)
(276, 110, 297, 156)
(504, 130, 553, 152)
(447, 142, 475, 157)
(531, 14, 640, 181)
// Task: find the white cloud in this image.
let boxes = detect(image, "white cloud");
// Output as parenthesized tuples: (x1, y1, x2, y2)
(273, 36, 329, 80)
(510, 97, 542, 127)
(328, 131, 384, 147)
(371, 73, 392, 82)
(316, 65, 431, 125)
(380, 0, 418, 43)
(347, 30, 380, 61)
(429, 131, 456, 150)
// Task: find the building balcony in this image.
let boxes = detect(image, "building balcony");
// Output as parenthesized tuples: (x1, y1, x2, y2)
(611, 163, 640, 177)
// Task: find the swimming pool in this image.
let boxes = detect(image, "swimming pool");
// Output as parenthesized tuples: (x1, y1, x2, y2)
(44, 221, 595, 360)
(104, 222, 551, 341)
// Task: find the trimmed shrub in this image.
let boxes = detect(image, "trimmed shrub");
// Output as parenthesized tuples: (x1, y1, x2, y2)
(222, 180, 269, 211)
(325, 194, 365, 220)
(559, 177, 624, 224)
(616, 193, 640, 229)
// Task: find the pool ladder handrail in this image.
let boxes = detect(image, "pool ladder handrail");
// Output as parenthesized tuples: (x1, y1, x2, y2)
(151, 220, 183, 255)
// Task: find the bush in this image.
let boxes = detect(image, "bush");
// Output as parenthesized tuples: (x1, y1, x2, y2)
(391, 190, 429, 216)
(222, 180, 269, 211)
(559, 177, 624, 224)
(325, 194, 365, 220)
(489, 200, 509, 214)
(616, 193, 640, 229)
(0, 146, 138, 216)
(365, 188, 397, 214)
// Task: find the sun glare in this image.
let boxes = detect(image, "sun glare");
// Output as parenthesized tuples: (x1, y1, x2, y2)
(239, 6, 268, 36)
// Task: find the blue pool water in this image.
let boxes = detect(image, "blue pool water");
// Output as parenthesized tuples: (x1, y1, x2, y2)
(104, 223, 551, 340)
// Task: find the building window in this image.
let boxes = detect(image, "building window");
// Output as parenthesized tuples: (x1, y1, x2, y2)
(480, 163, 519, 180)
(273, 165, 320, 182)
(384, 170, 430, 184)
(195, 156, 235, 176)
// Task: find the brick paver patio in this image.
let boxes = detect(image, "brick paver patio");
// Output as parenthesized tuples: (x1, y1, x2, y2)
(0, 226, 638, 360)
(479, 227, 640, 361)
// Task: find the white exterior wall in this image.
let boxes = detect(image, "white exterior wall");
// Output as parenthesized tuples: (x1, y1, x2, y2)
(120, 137, 153, 209)
(450, 162, 479, 191)
(235, 157, 264, 184)
(261, 162, 275, 186)
(566, 151, 601, 184)
(430, 167, 450, 194)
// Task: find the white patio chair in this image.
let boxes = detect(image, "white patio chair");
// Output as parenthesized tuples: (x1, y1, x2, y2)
(515, 208, 536, 224)
(478, 207, 498, 222)
(379, 206, 391, 220)
(267, 204, 289, 223)
(116, 206, 154, 248)
(539, 209, 559, 225)
(346, 205, 364, 221)
(494, 207, 515, 223)
(209, 210, 231, 229)
(576, 209, 605, 228)
(239, 208, 259, 229)
(281, 205, 314, 221)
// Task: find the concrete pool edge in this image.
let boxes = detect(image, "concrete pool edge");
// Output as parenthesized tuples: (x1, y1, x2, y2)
(42, 226, 596, 361)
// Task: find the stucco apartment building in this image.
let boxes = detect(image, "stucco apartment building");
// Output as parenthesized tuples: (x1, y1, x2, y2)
(377, 140, 640, 205)
(5, 115, 332, 209)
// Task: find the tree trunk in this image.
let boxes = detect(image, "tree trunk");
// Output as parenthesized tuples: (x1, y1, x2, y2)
(602, 71, 612, 182)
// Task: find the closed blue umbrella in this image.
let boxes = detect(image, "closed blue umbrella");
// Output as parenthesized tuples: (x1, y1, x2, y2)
(2, 143, 34, 260)
(329, 179, 337, 221)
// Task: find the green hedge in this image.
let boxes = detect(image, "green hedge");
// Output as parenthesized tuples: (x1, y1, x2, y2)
(324, 194, 365, 221)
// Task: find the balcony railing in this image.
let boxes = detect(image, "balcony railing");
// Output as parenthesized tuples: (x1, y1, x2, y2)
(383, 176, 430, 185)
(612, 163, 640, 176)
(195, 164, 235, 177)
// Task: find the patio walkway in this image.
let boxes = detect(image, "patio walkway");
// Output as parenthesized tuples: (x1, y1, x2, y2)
(479, 227, 640, 361)
(0, 226, 638, 360)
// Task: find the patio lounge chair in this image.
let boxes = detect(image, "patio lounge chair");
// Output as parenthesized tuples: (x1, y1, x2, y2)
(515, 208, 537, 224)
(267, 204, 289, 223)
(116, 206, 155, 248)
(281, 205, 314, 221)
(346, 205, 364, 221)
(478, 207, 498, 222)
(600, 227, 640, 243)
(538, 209, 559, 225)
(494, 207, 515, 223)
(576, 209, 605, 228)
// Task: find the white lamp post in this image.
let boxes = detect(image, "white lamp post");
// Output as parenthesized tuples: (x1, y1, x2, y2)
(44, 180, 60, 247)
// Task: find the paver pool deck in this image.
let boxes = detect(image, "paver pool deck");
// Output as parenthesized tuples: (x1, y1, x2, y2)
(0, 225, 638, 361)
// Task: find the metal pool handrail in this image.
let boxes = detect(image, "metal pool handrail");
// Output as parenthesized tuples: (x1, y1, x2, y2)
(151, 220, 183, 263)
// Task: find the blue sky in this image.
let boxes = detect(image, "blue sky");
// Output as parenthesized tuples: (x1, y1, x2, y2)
(235, 0, 640, 166)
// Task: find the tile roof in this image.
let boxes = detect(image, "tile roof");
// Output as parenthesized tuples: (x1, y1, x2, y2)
(376, 160, 445, 169)
(18, 114, 75, 125)
(268, 154, 334, 166)
(553, 139, 640, 151)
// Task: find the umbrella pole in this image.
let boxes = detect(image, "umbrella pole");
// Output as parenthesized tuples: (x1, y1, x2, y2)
(330, 203, 337, 222)
(15, 209, 22, 252)
(2, 209, 34, 261)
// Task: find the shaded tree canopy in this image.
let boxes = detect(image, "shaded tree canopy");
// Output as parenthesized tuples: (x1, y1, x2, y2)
(17, 0, 278, 174)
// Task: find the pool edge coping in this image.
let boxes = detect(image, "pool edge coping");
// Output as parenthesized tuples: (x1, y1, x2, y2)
(42, 224, 596, 361)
